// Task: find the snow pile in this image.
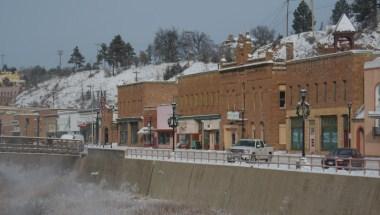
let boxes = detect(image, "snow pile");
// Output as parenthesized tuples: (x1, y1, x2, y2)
(16, 62, 217, 109)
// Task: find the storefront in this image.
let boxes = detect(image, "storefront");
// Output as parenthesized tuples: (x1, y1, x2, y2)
(202, 119, 221, 150)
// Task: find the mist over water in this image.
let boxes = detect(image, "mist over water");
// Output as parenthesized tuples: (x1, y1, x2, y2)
(0, 164, 227, 215)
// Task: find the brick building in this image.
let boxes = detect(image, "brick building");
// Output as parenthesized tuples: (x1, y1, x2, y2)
(117, 81, 177, 146)
(175, 24, 378, 154)
(0, 71, 24, 106)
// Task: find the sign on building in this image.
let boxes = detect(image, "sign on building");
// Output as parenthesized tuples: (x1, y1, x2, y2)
(227, 111, 240, 121)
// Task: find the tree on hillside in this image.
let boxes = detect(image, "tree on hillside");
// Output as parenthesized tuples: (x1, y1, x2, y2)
(96, 43, 108, 68)
(153, 28, 179, 63)
(138, 51, 149, 66)
(107, 35, 135, 75)
(331, 0, 352, 24)
(250, 25, 275, 47)
(292, 1, 313, 34)
(68, 46, 85, 71)
(178, 31, 216, 63)
(352, 0, 377, 29)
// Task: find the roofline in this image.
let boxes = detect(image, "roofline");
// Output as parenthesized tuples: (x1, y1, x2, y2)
(287, 50, 376, 65)
(178, 69, 219, 80)
(117, 81, 177, 88)
(218, 60, 273, 73)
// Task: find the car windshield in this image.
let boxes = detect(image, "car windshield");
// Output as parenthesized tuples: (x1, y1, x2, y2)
(236, 140, 255, 147)
(331, 149, 352, 156)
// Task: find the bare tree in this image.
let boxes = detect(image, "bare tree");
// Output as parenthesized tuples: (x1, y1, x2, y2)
(250, 25, 275, 47)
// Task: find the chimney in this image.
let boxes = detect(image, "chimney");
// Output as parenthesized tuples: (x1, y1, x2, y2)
(235, 33, 253, 65)
(265, 50, 273, 60)
(286, 42, 294, 61)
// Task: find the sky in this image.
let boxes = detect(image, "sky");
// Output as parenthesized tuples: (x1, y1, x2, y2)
(0, 0, 338, 68)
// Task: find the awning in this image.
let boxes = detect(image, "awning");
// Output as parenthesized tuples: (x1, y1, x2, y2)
(137, 127, 155, 134)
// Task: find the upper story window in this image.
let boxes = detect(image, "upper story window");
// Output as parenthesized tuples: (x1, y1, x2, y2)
(279, 85, 286, 109)
(376, 84, 380, 111)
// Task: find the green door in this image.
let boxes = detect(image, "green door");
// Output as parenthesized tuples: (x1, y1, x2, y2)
(291, 118, 303, 150)
(321, 116, 337, 151)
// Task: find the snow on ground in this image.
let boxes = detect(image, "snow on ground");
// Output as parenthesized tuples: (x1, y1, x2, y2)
(16, 62, 217, 109)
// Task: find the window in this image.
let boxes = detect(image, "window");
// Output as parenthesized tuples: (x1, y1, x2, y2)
(376, 84, 380, 111)
(324, 82, 327, 102)
(343, 80, 347, 101)
(130, 122, 138, 144)
(333, 81, 337, 102)
(279, 91, 286, 108)
(291, 117, 303, 150)
(279, 85, 286, 109)
(315, 83, 319, 104)
(321, 116, 338, 151)
(158, 132, 171, 145)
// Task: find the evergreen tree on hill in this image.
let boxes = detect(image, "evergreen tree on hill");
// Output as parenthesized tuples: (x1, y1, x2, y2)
(292, 1, 313, 34)
(352, 0, 377, 29)
(250, 25, 275, 47)
(68, 46, 85, 71)
(96, 43, 108, 68)
(108, 35, 135, 76)
(331, 0, 352, 24)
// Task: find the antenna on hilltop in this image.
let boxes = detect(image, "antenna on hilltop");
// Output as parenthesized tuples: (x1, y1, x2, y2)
(1, 54, 5, 71)
(57, 50, 63, 70)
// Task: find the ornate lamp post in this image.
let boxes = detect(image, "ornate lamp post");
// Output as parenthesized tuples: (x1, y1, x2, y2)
(347, 102, 352, 148)
(296, 89, 310, 158)
(148, 116, 152, 146)
(167, 102, 178, 152)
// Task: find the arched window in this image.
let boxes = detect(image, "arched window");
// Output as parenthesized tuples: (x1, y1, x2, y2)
(260, 122, 265, 141)
(376, 84, 380, 111)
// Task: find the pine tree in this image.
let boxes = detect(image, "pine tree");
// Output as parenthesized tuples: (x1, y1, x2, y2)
(352, 0, 377, 29)
(331, 0, 352, 24)
(292, 1, 313, 34)
(96, 43, 108, 68)
(68, 46, 85, 71)
(107, 35, 135, 75)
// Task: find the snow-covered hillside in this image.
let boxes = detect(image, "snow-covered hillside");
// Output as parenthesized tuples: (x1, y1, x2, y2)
(252, 30, 380, 61)
(16, 62, 217, 109)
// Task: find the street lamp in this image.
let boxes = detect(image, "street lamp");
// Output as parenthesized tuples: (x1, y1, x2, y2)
(34, 114, 40, 145)
(296, 89, 310, 158)
(347, 102, 352, 148)
(167, 102, 178, 152)
(148, 116, 152, 146)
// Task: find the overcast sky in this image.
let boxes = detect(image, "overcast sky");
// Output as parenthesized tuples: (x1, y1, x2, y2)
(0, 0, 338, 68)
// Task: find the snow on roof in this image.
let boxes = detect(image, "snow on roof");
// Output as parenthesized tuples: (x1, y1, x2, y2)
(365, 57, 380, 70)
(335, 14, 356, 32)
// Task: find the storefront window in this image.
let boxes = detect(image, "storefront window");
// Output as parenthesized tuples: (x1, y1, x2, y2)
(158, 132, 171, 145)
(291, 117, 303, 150)
(130, 122, 138, 144)
(119, 123, 128, 145)
(321, 116, 337, 151)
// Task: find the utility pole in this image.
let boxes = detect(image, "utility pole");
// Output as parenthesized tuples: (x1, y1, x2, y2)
(286, 0, 290, 36)
(57, 50, 63, 70)
(133, 70, 140, 82)
(311, 0, 315, 36)
(1, 54, 5, 71)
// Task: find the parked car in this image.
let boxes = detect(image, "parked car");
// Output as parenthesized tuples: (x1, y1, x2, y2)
(60, 134, 84, 142)
(321, 148, 364, 169)
(227, 139, 273, 162)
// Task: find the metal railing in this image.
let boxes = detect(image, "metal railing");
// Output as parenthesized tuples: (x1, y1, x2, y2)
(125, 148, 380, 177)
(0, 136, 84, 156)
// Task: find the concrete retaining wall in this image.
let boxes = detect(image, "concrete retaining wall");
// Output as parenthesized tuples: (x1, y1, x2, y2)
(2, 149, 380, 215)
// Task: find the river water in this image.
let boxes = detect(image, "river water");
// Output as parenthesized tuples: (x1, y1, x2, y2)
(0, 164, 228, 215)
